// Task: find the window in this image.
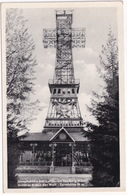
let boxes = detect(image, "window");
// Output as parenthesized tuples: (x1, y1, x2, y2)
(58, 89, 61, 94)
(68, 90, 70, 94)
(53, 89, 56, 94)
(72, 89, 75, 94)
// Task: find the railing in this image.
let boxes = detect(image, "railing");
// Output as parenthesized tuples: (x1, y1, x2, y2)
(45, 120, 83, 128)
(16, 165, 50, 174)
(48, 79, 80, 85)
(19, 160, 52, 166)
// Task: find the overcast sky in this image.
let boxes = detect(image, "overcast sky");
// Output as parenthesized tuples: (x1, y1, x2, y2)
(22, 7, 118, 132)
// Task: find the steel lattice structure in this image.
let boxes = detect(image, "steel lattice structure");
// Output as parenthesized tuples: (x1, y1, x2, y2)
(43, 10, 86, 129)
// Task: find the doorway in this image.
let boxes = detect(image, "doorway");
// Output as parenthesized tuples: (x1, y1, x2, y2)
(54, 143, 72, 166)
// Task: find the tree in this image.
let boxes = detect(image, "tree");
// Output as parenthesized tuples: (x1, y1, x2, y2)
(6, 8, 40, 188)
(86, 29, 119, 187)
(6, 8, 39, 138)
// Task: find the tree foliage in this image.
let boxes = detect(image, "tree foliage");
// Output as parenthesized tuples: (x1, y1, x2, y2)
(8, 140, 21, 188)
(6, 9, 42, 188)
(86, 29, 119, 187)
(6, 9, 39, 138)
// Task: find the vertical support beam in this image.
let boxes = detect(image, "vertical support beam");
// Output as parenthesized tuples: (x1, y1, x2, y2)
(50, 143, 56, 173)
(71, 143, 75, 174)
(31, 144, 34, 166)
(30, 143, 38, 166)
(72, 143, 73, 165)
(19, 151, 23, 164)
(51, 143, 54, 166)
(33, 144, 35, 165)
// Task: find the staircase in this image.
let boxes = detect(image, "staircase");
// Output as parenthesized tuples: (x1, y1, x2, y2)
(54, 166, 71, 174)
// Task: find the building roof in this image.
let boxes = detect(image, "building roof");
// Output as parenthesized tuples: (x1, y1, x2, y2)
(50, 127, 75, 142)
(42, 127, 85, 133)
(20, 129, 88, 142)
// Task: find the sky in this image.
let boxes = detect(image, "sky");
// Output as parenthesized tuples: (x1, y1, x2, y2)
(22, 7, 118, 133)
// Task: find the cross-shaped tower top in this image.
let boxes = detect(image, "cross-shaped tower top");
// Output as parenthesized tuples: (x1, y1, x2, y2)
(43, 10, 86, 84)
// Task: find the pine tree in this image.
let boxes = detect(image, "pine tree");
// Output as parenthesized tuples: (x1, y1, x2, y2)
(86, 29, 119, 187)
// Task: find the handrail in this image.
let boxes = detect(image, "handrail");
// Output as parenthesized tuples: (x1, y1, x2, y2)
(48, 79, 80, 85)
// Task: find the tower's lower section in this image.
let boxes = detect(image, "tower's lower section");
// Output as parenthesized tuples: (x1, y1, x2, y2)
(44, 82, 83, 132)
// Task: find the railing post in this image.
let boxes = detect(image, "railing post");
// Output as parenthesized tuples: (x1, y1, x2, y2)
(49, 143, 56, 173)
(30, 143, 38, 166)
(71, 143, 75, 174)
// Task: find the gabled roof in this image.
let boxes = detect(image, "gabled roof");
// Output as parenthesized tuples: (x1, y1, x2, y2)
(50, 127, 75, 142)
(20, 128, 89, 142)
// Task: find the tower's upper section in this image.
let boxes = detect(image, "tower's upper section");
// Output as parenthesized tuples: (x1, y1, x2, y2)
(43, 10, 86, 85)
(54, 11, 74, 84)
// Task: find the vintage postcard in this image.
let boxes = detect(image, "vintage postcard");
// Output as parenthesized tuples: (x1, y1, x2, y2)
(1, 1, 125, 193)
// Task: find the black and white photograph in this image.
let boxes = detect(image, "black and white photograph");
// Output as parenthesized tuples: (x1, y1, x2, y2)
(1, 1, 125, 192)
